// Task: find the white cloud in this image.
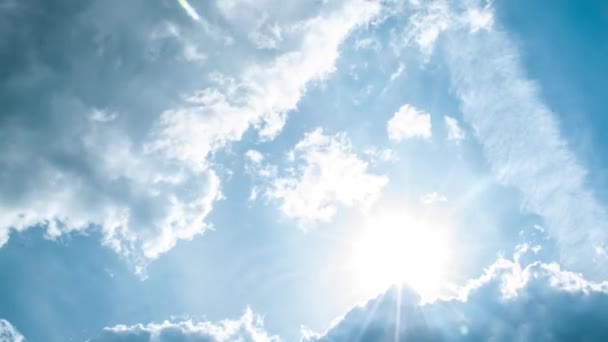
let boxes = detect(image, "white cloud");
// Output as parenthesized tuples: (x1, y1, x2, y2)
(381, 63, 406, 94)
(387, 104, 432, 141)
(465, 5, 494, 33)
(420, 192, 447, 205)
(403, 0, 451, 57)
(249, 15, 283, 50)
(0, 0, 380, 274)
(388, 63, 406, 83)
(148, 0, 381, 158)
(354, 36, 381, 51)
(442, 0, 608, 276)
(245, 150, 265, 164)
(444, 115, 465, 141)
(363, 147, 399, 164)
(89, 308, 279, 342)
(262, 129, 388, 228)
(309, 247, 608, 342)
(388, 0, 608, 277)
(90, 108, 118, 123)
(149, 22, 208, 62)
(0, 319, 24, 342)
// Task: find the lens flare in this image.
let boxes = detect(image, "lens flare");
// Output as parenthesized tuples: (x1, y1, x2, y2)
(348, 210, 453, 300)
(177, 0, 201, 21)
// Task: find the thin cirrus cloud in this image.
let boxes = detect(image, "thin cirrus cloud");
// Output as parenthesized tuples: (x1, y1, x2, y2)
(0, 0, 380, 273)
(248, 128, 388, 228)
(440, 0, 608, 276)
(387, 104, 432, 141)
(395, 0, 607, 277)
(308, 245, 608, 342)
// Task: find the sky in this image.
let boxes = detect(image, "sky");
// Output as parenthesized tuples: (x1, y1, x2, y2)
(0, 0, 607, 341)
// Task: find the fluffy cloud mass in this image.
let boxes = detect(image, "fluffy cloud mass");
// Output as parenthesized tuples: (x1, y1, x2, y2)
(387, 104, 432, 141)
(309, 248, 608, 342)
(0, 0, 379, 272)
(89, 308, 279, 342)
(0, 320, 24, 342)
(249, 129, 388, 227)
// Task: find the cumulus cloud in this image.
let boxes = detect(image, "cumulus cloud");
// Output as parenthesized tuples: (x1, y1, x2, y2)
(250, 129, 388, 228)
(387, 104, 432, 141)
(309, 248, 608, 342)
(0, 0, 379, 273)
(444, 116, 465, 142)
(0, 320, 24, 342)
(88, 308, 279, 342)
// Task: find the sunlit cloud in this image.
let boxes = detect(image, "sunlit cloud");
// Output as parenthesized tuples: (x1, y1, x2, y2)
(253, 128, 388, 228)
(0, 0, 380, 276)
(309, 247, 608, 342)
(1, 1, 606, 341)
(387, 104, 432, 141)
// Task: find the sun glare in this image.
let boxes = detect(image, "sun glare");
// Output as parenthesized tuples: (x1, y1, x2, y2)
(348, 211, 453, 300)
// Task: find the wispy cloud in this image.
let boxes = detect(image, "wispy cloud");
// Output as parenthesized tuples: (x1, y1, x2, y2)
(390, 0, 608, 276)
(444, 116, 465, 142)
(421, 192, 448, 205)
(89, 308, 279, 342)
(443, 1, 608, 275)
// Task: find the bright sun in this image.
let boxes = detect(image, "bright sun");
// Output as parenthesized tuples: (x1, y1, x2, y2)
(348, 210, 453, 299)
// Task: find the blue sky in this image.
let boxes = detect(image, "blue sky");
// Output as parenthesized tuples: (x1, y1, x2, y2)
(0, 0, 607, 341)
